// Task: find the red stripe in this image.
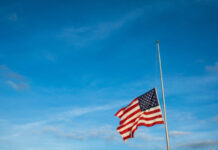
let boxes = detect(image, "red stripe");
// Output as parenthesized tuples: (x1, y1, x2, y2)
(128, 98, 138, 106)
(118, 109, 162, 131)
(131, 121, 164, 136)
(142, 108, 161, 115)
(118, 115, 163, 135)
(117, 112, 141, 130)
(115, 107, 125, 117)
(118, 114, 163, 131)
(130, 112, 163, 132)
(119, 107, 161, 126)
(114, 98, 138, 118)
(119, 108, 141, 125)
(119, 103, 140, 121)
(117, 99, 139, 119)
(115, 97, 165, 141)
(121, 121, 164, 141)
(140, 114, 163, 121)
(122, 102, 139, 116)
(123, 135, 132, 141)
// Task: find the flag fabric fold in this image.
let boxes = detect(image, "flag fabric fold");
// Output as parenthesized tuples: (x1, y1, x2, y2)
(115, 88, 164, 141)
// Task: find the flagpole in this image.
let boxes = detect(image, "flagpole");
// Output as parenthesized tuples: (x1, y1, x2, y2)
(157, 40, 170, 150)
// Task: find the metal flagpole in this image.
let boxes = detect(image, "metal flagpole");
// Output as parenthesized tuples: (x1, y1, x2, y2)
(157, 40, 170, 150)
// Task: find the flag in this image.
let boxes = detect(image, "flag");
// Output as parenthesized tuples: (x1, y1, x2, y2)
(115, 88, 164, 141)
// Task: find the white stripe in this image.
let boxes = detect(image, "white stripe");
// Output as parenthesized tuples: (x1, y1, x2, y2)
(116, 100, 138, 117)
(116, 110, 124, 117)
(121, 131, 131, 138)
(120, 105, 140, 121)
(119, 106, 164, 140)
(144, 105, 161, 112)
(119, 106, 162, 126)
(118, 115, 141, 132)
(128, 100, 138, 108)
(141, 111, 162, 118)
(121, 118, 164, 138)
(118, 111, 163, 132)
(120, 111, 142, 126)
(131, 118, 164, 131)
(117, 101, 160, 118)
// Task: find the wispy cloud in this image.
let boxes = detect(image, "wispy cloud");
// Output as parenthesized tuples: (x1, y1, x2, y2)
(212, 116, 218, 123)
(7, 80, 29, 91)
(169, 131, 191, 137)
(195, 59, 205, 64)
(13, 122, 120, 142)
(159, 73, 213, 94)
(56, 102, 125, 121)
(177, 140, 218, 149)
(42, 126, 85, 140)
(43, 51, 56, 63)
(0, 65, 29, 91)
(59, 9, 144, 46)
(206, 62, 218, 74)
(14, 121, 46, 131)
(41, 124, 163, 143)
(0, 102, 126, 144)
(3, 102, 123, 135)
(7, 13, 18, 21)
(136, 132, 164, 141)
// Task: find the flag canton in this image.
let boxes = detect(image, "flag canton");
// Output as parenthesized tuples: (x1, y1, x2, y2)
(138, 88, 159, 111)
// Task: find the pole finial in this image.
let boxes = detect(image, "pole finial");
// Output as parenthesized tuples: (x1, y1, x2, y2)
(157, 40, 159, 44)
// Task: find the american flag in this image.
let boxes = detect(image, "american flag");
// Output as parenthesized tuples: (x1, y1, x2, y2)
(115, 88, 164, 141)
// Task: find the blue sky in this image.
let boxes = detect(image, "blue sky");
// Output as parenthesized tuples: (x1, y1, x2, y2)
(0, 0, 218, 150)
